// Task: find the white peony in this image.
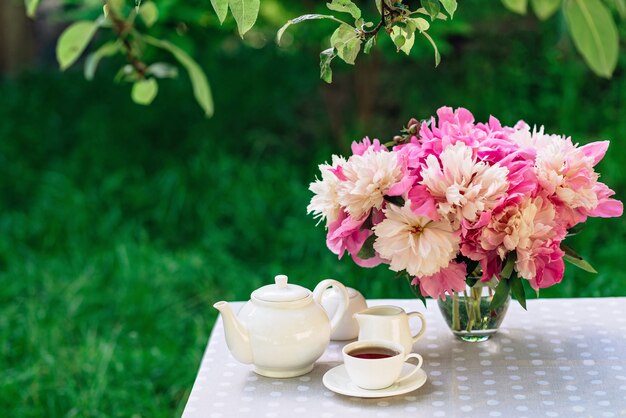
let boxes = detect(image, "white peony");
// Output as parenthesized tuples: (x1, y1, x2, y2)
(421, 142, 509, 223)
(337, 149, 405, 219)
(307, 155, 347, 225)
(373, 202, 460, 277)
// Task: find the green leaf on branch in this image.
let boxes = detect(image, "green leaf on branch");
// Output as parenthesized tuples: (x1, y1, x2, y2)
(319, 48, 336, 83)
(564, 0, 618, 78)
(144, 36, 214, 117)
(509, 273, 527, 310)
(147, 63, 179, 79)
(363, 35, 376, 54)
(413, 17, 430, 31)
(228, 0, 260, 37)
(84, 41, 121, 80)
(326, 0, 361, 21)
(56, 21, 100, 71)
(489, 276, 511, 310)
(421, 0, 441, 20)
(139, 1, 159, 27)
(277, 14, 345, 45)
(25, 0, 40, 18)
(562, 244, 597, 273)
(530, 0, 561, 20)
(502, 0, 528, 14)
(391, 24, 416, 55)
(439, 0, 457, 18)
(420, 31, 441, 67)
(210, 0, 229, 24)
(616, 0, 626, 19)
(330, 24, 361, 65)
(131, 78, 158, 105)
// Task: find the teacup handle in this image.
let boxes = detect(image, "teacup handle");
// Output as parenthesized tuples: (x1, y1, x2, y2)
(313, 279, 349, 334)
(407, 312, 427, 343)
(396, 353, 423, 384)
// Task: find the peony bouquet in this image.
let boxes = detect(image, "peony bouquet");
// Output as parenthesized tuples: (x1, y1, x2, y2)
(308, 107, 623, 309)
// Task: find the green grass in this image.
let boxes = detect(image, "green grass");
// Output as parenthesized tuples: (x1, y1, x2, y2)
(1, 12, 625, 416)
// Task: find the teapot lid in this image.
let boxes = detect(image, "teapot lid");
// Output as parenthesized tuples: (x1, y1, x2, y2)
(251, 275, 311, 303)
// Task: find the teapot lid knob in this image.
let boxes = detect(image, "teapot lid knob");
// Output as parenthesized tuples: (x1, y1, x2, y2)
(275, 274, 288, 288)
(251, 274, 311, 303)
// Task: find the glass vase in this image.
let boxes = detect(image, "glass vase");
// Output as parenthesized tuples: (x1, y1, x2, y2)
(437, 280, 510, 342)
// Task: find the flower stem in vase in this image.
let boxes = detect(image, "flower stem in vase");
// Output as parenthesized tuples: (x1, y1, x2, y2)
(452, 292, 461, 331)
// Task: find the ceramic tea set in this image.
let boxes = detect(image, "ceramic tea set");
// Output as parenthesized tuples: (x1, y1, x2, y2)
(213, 274, 428, 397)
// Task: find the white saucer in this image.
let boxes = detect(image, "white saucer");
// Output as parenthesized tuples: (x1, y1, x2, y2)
(322, 364, 427, 398)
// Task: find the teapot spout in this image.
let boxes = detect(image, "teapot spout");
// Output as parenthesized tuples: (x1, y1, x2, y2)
(213, 301, 253, 364)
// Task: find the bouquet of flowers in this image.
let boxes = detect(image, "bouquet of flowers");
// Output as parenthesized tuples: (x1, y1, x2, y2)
(308, 107, 623, 310)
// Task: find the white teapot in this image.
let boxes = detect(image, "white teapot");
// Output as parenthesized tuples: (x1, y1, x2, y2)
(321, 286, 367, 341)
(213, 274, 349, 378)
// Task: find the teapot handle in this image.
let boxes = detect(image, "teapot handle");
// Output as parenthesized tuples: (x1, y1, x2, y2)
(313, 279, 350, 334)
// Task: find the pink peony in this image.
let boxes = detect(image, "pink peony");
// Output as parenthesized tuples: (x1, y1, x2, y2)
(326, 211, 383, 268)
(412, 261, 467, 300)
(351, 137, 387, 156)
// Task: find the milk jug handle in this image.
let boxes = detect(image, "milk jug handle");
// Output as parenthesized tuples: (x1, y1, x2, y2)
(313, 279, 350, 334)
(407, 311, 427, 343)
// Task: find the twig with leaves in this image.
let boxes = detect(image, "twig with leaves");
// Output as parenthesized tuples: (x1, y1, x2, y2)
(278, 0, 457, 83)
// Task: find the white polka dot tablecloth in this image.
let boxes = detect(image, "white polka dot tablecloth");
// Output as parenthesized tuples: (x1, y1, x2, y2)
(183, 298, 626, 418)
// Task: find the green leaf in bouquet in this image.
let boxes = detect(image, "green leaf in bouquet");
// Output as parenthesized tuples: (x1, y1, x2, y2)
(509, 273, 527, 310)
(383, 195, 405, 207)
(326, 0, 361, 21)
(561, 244, 597, 273)
(500, 253, 516, 279)
(465, 277, 479, 288)
(489, 276, 511, 311)
(405, 273, 427, 308)
(566, 223, 585, 237)
(356, 234, 377, 260)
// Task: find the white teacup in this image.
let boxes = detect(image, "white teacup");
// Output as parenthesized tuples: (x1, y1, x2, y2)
(342, 340, 423, 390)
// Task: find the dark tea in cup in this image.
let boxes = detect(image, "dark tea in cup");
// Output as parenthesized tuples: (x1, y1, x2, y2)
(347, 347, 399, 360)
(342, 340, 424, 390)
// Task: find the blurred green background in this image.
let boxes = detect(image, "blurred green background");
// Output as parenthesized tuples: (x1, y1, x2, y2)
(1, 0, 624, 416)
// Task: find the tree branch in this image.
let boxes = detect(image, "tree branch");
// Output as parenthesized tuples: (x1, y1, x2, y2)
(105, 0, 147, 78)
(361, 0, 388, 37)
